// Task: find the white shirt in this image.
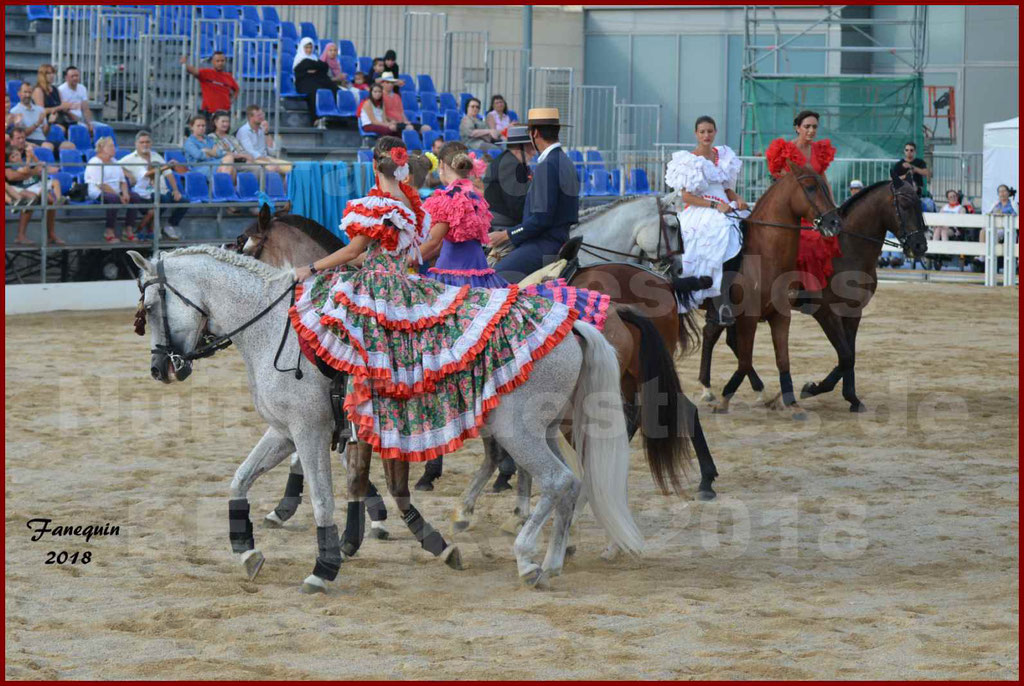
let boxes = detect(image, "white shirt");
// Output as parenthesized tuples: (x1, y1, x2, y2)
(359, 102, 384, 128)
(84, 156, 127, 200)
(57, 82, 89, 122)
(536, 142, 562, 164)
(10, 102, 46, 140)
(236, 121, 277, 158)
(119, 150, 173, 197)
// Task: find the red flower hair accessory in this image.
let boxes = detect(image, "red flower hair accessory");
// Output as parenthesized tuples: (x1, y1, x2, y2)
(390, 147, 409, 166)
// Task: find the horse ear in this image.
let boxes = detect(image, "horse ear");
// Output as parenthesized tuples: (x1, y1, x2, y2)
(128, 250, 153, 274)
(892, 175, 904, 190)
(257, 202, 272, 232)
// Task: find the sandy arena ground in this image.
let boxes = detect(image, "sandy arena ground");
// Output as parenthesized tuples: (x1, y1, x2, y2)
(4, 281, 1018, 679)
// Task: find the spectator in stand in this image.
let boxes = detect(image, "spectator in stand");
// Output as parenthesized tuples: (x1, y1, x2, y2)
(371, 58, 386, 82)
(379, 73, 428, 133)
(120, 130, 188, 240)
(485, 95, 516, 140)
(5, 93, 14, 143)
(5, 142, 65, 244)
(352, 72, 370, 92)
(183, 114, 235, 181)
(86, 137, 145, 242)
(208, 110, 256, 182)
(891, 141, 929, 195)
(359, 82, 405, 136)
(11, 82, 51, 151)
(320, 43, 346, 85)
(236, 105, 293, 178)
(57, 66, 103, 133)
(460, 97, 501, 152)
(382, 49, 402, 93)
(180, 52, 239, 123)
(979, 184, 1018, 247)
(293, 37, 337, 125)
(848, 178, 863, 197)
(932, 189, 965, 241)
(32, 64, 75, 141)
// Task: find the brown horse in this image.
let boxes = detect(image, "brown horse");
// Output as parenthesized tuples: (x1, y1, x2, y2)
(698, 177, 928, 412)
(707, 162, 843, 420)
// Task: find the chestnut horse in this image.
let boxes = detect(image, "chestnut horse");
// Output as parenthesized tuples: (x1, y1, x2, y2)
(698, 177, 928, 412)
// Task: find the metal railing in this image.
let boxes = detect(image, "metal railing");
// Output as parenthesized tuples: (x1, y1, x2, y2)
(444, 31, 488, 97)
(402, 11, 447, 85)
(615, 103, 661, 153)
(486, 48, 529, 117)
(141, 32, 191, 146)
(232, 37, 282, 138)
(528, 67, 574, 131)
(568, 85, 617, 153)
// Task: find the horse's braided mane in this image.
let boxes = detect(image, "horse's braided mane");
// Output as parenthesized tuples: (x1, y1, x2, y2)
(578, 195, 658, 222)
(165, 244, 289, 282)
(838, 179, 889, 216)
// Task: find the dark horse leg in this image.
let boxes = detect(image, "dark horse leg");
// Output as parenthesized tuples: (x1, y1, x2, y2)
(799, 309, 865, 412)
(698, 315, 726, 401)
(680, 395, 717, 500)
(724, 321, 765, 394)
(381, 458, 464, 570)
(714, 314, 758, 414)
(767, 312, 807, 420)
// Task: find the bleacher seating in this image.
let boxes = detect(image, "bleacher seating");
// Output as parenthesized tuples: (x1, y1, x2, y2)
(585, 150, 606, 171)
(626, 168, 654, 195)
(59, 148, 86, 177)
(185, 171, 211, 202)
(265, 172, 288, 202)
(336, 91, 358, 117)
(300, 22, 318, 42)
(338, 40, 357, 58)
(402, 129, 423, 152)
(260, 19, 278, 38)
(443, 108, 462, 135)
(236, 172, 259, 201)
(33, 147, 55, 163)
(357, 149, 374, 163)
(356, 116, 378, 141)
(164, 149, 187, 165)
(400, 90, 419, 112)
(68, 124, 92, 151)
(7, 80, 22, 104)
(240, 19, 259, 38)
(358, 56, 373, 75)
(280, 21, 298, 42)
(422, 130, 443, 150)
(459, 93, 475, 114)
(26, 6, 53, 22)
(419, 94, 438, 116)
(197, 6, 222, 19)
(315, 89, 341, 119)
(261, 6, 280, 24)
(399, 73, 416, 93)
(46, 126, 66, 146)
(442, 130, 458, 143)
(439, 92, 459, 114)
(585, 169, 615, 197)
(92, 123, 115, 145)
(420, 111, 439, 131)
(418, 74, 437, 95)
(212, 172, 240, 202)
(341, 57, 358, 79)
(241, 6, 261, 23)
(52, 171, 74, 197)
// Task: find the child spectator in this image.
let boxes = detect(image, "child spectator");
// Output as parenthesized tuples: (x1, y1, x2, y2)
(933, 189, 965, 241)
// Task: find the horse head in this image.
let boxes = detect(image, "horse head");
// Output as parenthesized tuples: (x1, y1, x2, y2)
(890, 176, 929, 259)
(235, 203, 274, 257)
(784, 160, 843, 237)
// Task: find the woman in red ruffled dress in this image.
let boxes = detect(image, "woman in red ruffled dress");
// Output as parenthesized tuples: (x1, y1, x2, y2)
(765, 109, 838, 293)
(289, 136, 580, 462)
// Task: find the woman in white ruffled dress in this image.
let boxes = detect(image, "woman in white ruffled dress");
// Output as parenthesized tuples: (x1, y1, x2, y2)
(664, 115, 749, 324)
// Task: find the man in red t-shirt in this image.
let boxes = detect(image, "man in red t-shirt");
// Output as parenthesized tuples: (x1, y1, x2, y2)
(180, 52, 239, 119)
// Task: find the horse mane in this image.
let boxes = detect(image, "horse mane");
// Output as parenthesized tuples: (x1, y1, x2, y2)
(578, 195, 654, 222)
(165, 244, 290, 282)
(838, 180, 889, 216)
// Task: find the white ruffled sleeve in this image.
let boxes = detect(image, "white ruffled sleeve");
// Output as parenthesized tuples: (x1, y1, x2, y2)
(664, 150, 707, 195)
(717, 146, 742, 191)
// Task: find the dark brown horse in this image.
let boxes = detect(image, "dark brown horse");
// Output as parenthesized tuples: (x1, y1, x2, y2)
(706, 162, 843, 420)
(698, 177, 927, 412)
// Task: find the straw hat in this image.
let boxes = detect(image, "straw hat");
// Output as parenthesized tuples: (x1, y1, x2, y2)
(377, 72, 400, 83)
(526, 107, 571, 127)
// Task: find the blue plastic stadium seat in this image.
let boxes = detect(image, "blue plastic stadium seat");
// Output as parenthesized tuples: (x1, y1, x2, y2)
(221, 6, 243, 20)
(260, 19, 278, 38)
(68, 124, 92, 151)
(59, 149, 85, 176)
(418, 74, 437, 95)
(586, 169, 614, 197)
(236, 172, 259, 201)
(115, 149, 131, 161)
(459, 93, 475, 115)
(402, 129, 423, 152)
(357, 57, 373, 75)
(261, 6, 280, 24)
(33, 147, 55, 163)
(315, 89, 340, 118)
(487, 149, 501, 160)
(439, 92, 458, 113)
(399, 74, 416, 93)
(627, 168, 653, 195)
(400, 90, 419, 111)
(508, 109, 519, 123)
(240, 19, 259, 38)
(212, 172, 239, 202)
(26, 6, 52, 22)
(52, 171, 74, 196)
(418, 94, 438, 116)
(404, 109, 420, 126)
(336, 91, 358, 117)
(443, 130, 458, 143)
(443, 108, 462, 133)
(610, 168, 622, 194)
(163, 149, 186, 165)
(422, 130, 442, 150)
(585, 150, 605, 171)
(280, 21, 298, 42)
(185, 171, 210, 202)
(91, 123, 114, 145)
(46, 125, 66, 145)
(7, 80, 22, 104)
(241, 6, 260, 23)
(419, 111, 439, 131)
(280, 73, 302, 99)
(239, 41, 275, 79)
(265, 172, 287, 202)
(357, 116, 378, 141)
(318, 38, 332, 53)
(198, 6, 221, 19)
(338, 40, 356, 58)
(357, 149, 374, 164)
(358, 90, 369, 103)
(300, 22, 318, 42)
(341, 57, 358, 79)
(83, 147, 96, 162)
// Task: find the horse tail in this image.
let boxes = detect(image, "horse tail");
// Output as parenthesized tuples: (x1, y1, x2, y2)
(617, 307, 693, 495)
(571, 320, 645, 557)
(678, 308, 701, 357)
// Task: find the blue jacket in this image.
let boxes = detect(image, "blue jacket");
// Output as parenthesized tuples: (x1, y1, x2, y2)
(508, 145, 579, 247)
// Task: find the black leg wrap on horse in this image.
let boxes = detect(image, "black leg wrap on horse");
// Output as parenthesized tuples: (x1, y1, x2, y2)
(228, 498, 255, 553)
(273, 472, 304, 521)
(722, 369, 745, 398)
(402, 505, 446, 557)
(365, 481, 387, 522)
(779, 372, 796, 406)
(341, 500, 365, 556)
(748, 369, 765, 392)
(312, 524, 343, 581)
(623, 401, 641, 440)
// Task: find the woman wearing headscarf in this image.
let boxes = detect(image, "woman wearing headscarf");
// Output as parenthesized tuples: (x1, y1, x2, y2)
(293, 37, 337, 124)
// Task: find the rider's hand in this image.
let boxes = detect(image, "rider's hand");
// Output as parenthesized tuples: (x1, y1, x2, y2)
(293, 265, 313, 282)
(734, 199, 749, 211)
(488, 230, 509, 247)
(715, 202, 730, 214)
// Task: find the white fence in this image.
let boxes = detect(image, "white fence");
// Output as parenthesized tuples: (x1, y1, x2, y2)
(919, 213, 1017, 287)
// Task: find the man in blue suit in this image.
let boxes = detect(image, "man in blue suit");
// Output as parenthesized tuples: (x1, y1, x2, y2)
(489, 107, 579, 282)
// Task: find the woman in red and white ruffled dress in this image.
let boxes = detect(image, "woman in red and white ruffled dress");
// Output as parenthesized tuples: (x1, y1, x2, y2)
(289, 136, 579, 462)
(765, 109, 838, 293)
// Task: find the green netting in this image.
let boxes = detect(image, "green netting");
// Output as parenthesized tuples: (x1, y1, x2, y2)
(742, 75, 924, 159)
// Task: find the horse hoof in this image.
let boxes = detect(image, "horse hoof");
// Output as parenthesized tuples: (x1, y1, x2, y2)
(712, 405, 729, 415)
(600, 544, 621, 562)
(368, 526, 389, 541)
(452, 518, 470, 533)
(300, 574, 327, 594)
(520, 564, 549, 589)
(441, 544, 465, 571)
(696, 488, 717, 502)
(800, 382, 817, 399)
(791, 408, 808, 421)
(543, 565, 563, 578)
(500, 514, 526, 536)
(340, 541, 359, 558)
(262, 511, 285, 528)
(849, 403, 867, 413)
(240, 549, 265, 581)
(699, 388, 716, 404)
(564, 544, 576, 559)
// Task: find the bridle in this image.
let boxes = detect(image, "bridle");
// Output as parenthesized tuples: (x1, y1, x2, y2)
(576, 197, 684, 265)
(137, 260, 300, 376)
(832, 182, 927, 255)
(738, 172, 841, 234)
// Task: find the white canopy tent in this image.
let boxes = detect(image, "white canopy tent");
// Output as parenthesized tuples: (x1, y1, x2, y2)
(982, 117, 1018, 213)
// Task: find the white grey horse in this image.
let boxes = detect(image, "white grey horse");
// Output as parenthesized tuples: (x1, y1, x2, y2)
(570, 194, 683, 272)
(129, 246, 644, 591)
